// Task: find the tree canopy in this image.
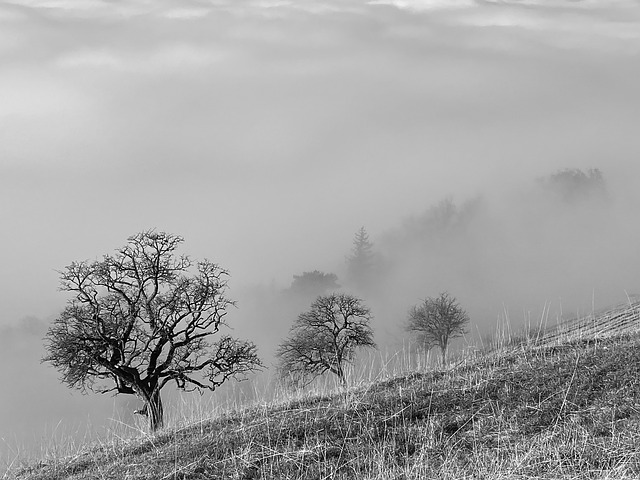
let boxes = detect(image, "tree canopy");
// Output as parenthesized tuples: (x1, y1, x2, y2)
(43, 230, 262, 431)
(277, 293, 376, 386)
(538, 168, 607, 203)
(407, 292, 469, 366)
(287, 270, 340, 299)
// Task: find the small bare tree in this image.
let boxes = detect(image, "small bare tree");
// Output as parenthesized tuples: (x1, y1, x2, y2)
(407, 292, 469, 366)
(276, 293, 375, 386)
(43, 230, 262, 431)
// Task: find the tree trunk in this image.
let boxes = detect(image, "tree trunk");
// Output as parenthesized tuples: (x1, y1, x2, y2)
(135, 389, 164, 432)
(441, 346, 447, 366)
(336, 365, 346, 387)
(147, 389, 164, 432)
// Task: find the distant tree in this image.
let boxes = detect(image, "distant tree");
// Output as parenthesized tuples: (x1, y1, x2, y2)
(346, 227, 375, 288)
(407, 292, 469, 366)
(43, 231, 262, 432)
(277, 293, 376, 386)
(420, 198, 458, 232)
(287, 270, 340, 298)
(403, 197, 479, 240)
(539, 168, 607, 203)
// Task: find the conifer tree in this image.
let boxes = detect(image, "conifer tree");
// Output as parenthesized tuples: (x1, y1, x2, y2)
(346, 227, 374, 288)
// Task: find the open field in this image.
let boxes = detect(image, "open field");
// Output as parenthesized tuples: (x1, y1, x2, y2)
(8, 301, 640, 480)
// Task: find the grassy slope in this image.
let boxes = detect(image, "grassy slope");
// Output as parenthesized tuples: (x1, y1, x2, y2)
(13, 305, 640, 480)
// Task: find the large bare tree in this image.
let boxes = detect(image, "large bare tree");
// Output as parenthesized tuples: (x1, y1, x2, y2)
(407, 292, 469, 366)
(277, 293, 375, 386)
(43, 231, 261, 431)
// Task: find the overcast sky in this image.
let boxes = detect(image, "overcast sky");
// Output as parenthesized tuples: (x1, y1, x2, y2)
(2, 0, 640, 466)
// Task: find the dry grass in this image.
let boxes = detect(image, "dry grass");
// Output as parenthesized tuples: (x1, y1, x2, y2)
(8, 302, 640, 480)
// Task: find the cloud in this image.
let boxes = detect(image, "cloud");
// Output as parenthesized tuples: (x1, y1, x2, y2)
(55, 43, 229, 72)
(5, 0, 105, 9)
(458, 10, 546, 29)
(148, 43, 228, 70)
(0, 5, 27, 21)
(4, 0, 214, 19)
(483, 0, 638, 8)
(160, 7, 211, 19)
(5, 0, 640, 54)
(369, 0, 475, 11)
(0, 71, 86, 119)
(4, 0, 117, 18)
(55, 49, 124, 69)
(369, 0, 640, 49)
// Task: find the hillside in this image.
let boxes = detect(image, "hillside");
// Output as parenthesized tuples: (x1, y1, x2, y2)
(11, 302, 640, 480)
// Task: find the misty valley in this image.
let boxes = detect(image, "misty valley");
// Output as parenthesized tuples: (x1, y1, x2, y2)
(5, 168, 640, 479)
(2, 0, 640, 477)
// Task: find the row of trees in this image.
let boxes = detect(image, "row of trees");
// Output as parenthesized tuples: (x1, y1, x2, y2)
(342, 168, 610, 296)
(276, 291, 468, 386)
(43, 231, 469, 432)
(42, 167, 607, 431)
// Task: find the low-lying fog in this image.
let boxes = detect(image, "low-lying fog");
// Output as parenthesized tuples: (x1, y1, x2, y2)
(2, 0, 640, 468)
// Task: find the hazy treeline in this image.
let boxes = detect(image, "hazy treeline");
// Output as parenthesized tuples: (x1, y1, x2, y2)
(234, 167, 634, 366)
(2, 167, 637, 464)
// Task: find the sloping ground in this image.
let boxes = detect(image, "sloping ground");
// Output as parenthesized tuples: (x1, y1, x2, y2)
(12, 314, 640, 479)
(537, 298, 640, 346)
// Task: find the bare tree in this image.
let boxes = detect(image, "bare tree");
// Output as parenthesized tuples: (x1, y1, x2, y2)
(407, 292, 469, 366)
(276, 293, 375, 386)
(43, 230, 262, 431)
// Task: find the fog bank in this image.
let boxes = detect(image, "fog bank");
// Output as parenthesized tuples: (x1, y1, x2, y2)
(2, 0, 640, 468)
